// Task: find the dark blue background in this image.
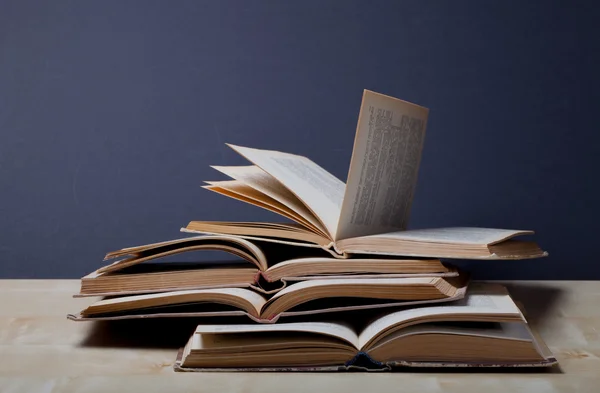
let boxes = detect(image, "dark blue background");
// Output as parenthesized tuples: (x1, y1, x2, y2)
(1, 0, 598, 278)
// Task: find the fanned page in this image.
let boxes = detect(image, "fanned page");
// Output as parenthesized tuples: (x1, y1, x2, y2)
(336, 90, 429, 241)
(182, 222, 331, 248)
(209, 165, 330, 237)
(203, 180, 325, 235)
(226, 144, 345, 239)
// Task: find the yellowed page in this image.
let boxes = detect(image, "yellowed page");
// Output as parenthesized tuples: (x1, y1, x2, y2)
(100, 235, 268, 273)
(210, 166, 330, 236)
(205, 180, 297, 214)
(352, 227, 534, 245)
(336, 90, 429, 241)
(183, 221, 330, 246)
(107, 235, 262, 258)
(203, 180, 325, 235)
(370, 321, 533, 352)
(268, 276, 433, 303)
(357, 284, 523, 349)
(193, 321, 359, 348)
(263, 257, 448, 281)
(82, 288, 267, 317)
(223, 147, 344, 239)
(191, 331, 353, 353)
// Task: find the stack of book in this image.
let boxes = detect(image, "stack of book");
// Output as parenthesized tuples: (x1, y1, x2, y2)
(69, 90, 555, 371)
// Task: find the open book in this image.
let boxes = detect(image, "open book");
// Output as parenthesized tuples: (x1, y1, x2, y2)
(184, 90, 547, 260)
(68, 275, 467, 323)
(175, 284, 556, 370)
(78, 235, 456, 297)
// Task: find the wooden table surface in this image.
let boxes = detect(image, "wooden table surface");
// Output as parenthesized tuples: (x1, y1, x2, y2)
(0, 280, 599, 392)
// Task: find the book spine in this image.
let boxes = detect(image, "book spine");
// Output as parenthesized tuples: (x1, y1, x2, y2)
(324, 242, 349, 259)
(344, 351, 386, 370)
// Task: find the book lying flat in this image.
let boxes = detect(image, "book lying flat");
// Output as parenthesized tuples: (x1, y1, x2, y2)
(78, 235, 455, 297)
(184, 90, 547, 260)
(68, 275, 467, 323)
(174, 284, 557, 371)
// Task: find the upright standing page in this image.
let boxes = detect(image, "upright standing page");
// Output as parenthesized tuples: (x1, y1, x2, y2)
(335, 90, 429, 241)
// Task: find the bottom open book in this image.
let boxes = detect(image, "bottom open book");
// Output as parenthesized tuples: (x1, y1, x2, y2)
(175, 284, 557, 371)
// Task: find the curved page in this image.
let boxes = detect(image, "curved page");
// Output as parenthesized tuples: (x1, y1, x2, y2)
(211, 165, 330, 237)
(79, 288, 267, 318)
(263, 257, 449, 282)
(261, 277, 446, 318)
(225, 145, 345, 239)
(183, 222, 331, 247)
(358, 284, 523, 349)
(203, 180, 326, 236)
(193, 322, 358, 348)
(98, 235, 268, 274)
(369, 321, 534, 353)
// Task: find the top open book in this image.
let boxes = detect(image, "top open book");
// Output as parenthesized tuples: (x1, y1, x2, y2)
(184, 90, 547, 260)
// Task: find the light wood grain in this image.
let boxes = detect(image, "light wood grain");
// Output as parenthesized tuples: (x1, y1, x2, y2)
(0, 280, 598, 392)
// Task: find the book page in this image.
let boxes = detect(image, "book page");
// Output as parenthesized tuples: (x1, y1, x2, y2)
(98, 235, 268, 274)
(193, 322, 359, 348)
(261, 277, 438, 317)
(210, 165, 329, 236)
(225, 145, 344, 239)
(193, 331, 349, 352)
(203, 180, 325, 235)
(370, 321, 533, 351)
(82, 288, 268, 317)
(357, 284, 522, 349)
(266, 276, 434, 304)
(336, 90, 429, 241)
(358, 227, 534, 245)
